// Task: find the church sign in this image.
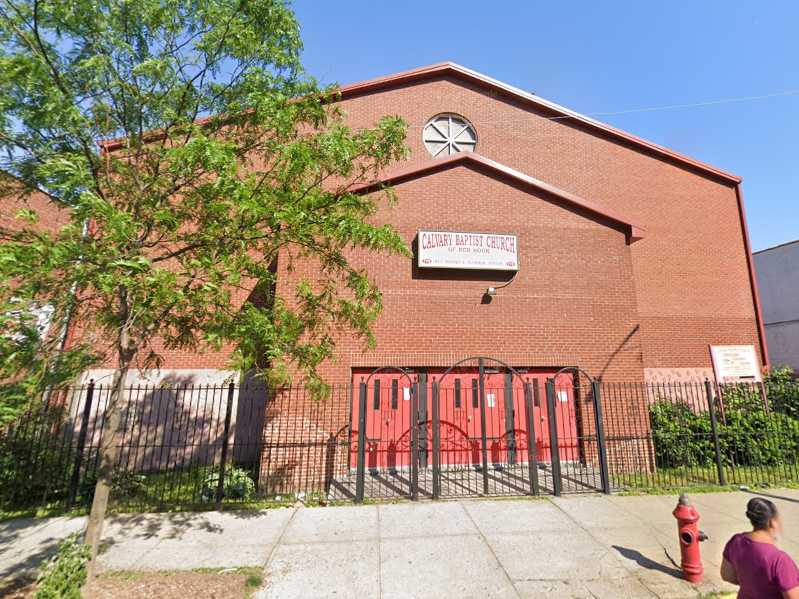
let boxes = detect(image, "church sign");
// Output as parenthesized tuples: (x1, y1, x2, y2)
(417, 230, 519, 271)
(710, 344, 762, 383)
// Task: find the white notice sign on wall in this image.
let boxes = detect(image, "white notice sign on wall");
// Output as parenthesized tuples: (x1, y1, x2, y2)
(710, 345, 762, 383)
(417, 230, 519, 271)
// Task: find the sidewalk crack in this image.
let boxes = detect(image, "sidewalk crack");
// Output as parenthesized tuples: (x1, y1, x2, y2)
(458, 501, 523, 599)
(261, 506, 298, 571)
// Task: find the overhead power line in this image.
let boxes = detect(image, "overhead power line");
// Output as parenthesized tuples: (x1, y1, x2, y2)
(403, 87, 799, 127)
(586, 89, 799, 117)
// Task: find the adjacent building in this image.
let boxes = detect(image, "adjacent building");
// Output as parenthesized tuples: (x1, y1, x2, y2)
(754, 239, 799, 371)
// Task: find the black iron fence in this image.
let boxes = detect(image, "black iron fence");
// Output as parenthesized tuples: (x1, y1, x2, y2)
(1, 376, 798, 514)
(0, 381, 352, 513)
(604, 379, 799, 491)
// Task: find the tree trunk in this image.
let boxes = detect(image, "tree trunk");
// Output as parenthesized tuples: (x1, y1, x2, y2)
(84, 304, 135, 577)
(84, 363, 128, 575)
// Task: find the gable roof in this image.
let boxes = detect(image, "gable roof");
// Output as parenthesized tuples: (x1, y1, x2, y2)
(350, 152, 645, 244)
(753, 238, 799, 255)
(339, 62, 741, 185)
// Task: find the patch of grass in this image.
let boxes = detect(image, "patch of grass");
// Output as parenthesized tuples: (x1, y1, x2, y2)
(244, 572, 263, 593)
(615, 484, 741, 497)
(34, 533, 90, 599)
(613, 465, 799, 496)
(0, 504, 88, 523)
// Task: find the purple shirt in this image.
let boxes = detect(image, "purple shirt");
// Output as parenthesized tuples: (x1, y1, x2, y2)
(723, 533, 799, 599)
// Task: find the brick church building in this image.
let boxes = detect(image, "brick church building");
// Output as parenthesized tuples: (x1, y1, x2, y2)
(14, 63, 766, 497)
(82, 61, 765, 388)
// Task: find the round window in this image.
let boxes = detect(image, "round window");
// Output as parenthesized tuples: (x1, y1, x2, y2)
(422, 114, 477, 157)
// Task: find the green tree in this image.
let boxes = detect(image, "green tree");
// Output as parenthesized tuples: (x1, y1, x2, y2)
(0, 0, 408, 570)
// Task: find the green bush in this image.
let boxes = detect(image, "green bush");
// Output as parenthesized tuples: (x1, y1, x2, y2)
(719, 383, 764, 413)
(34, 533, 90, 599)
(78, 468, 148, 503)
(0, 411, 74, 508)
(767, 366, 799, 420)
(199, 466, 255, 502)
(650, 400, 714, 468)
(721, 409, 799, 466)
(649, 372, 799, 470)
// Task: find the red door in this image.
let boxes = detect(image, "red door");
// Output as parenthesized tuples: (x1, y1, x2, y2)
(517, 371, 579, 463)
(481, 371, 517, 466)
(350, 371, 415, 471)
(431, 369, 578, 466)
(433, 369, 482, 467)
(545, 372, 579, 462)
(350, 368, 579, 470)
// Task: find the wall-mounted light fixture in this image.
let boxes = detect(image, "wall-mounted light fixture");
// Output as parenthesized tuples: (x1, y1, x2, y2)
(483, 271, 518, 303)
(485, 271, 518, 297)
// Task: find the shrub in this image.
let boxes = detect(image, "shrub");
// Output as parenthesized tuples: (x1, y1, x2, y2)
(719, 383, 764, 413)
(78, 468, 148, 503)
(650, 383, 799, 471)
(199, 466, 255, 502)
(767, 366, 799, 420)
(649, 400, 714, 468)
(34, 533, 90, 599)
(0, 411, 74, 508)
(721, 410, 799, 467)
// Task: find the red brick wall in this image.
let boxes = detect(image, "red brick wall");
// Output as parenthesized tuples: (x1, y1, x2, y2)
(332, 76, 761, 376)
(78, 71, 761, 386)
(0, 182, 69, 235)
(276, 162, 644, 384)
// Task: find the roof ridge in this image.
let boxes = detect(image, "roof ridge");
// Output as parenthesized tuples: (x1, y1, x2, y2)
(350, 152, 645, 244)
(338, 62, 741, 185)
(753, 238, 799, 254)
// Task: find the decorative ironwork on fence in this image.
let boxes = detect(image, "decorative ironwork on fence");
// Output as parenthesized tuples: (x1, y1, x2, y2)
(1, 377, 797, 514)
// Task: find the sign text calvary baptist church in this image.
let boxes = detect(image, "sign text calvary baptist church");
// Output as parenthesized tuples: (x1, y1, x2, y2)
(417, 230, 519, 271)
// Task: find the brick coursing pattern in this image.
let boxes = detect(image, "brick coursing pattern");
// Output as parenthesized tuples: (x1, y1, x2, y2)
(255, 76, 760, 486)
(86, 76, 761, 380)
(0, 183, 69, 235)
(38, 72, 762, 486)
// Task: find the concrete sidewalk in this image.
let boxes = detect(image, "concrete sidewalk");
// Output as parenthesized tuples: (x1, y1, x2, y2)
(4, 490, 799, 598)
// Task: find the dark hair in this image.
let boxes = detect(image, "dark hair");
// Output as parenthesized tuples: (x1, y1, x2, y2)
(746, 497, 778, 530)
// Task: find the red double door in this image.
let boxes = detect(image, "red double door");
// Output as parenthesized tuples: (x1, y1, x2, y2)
(350, 368, 579, 471)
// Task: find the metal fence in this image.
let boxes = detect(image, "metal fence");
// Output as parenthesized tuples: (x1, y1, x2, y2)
(0, 381, 352, 513)
(1, 377, 798, 514)
(604, 379, 799, 491)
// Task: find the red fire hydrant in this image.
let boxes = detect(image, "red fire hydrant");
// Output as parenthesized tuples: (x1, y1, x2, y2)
(673, 493, 708, 583)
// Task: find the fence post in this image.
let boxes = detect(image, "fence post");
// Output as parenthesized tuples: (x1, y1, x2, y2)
(545, 379, 563, 496)
(591, 380, 611, 494)
(478, 358, 490, 495)
(215, 382, 236, 510)
(705, 379, 727, 487)
(504, 372, 517, 465)
(524, 380, 540, 496)
(66, 380, 96, 510)
(431, 379, 441, 500)
(410, 381, 419, 501)
(355, 380, 367, 503)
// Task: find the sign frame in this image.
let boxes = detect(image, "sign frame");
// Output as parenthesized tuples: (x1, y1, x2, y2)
(416, 229, 520, 272)
(709, 344, 763, 383)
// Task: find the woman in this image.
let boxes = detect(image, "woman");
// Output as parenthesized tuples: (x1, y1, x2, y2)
(721, 497, 799, 598)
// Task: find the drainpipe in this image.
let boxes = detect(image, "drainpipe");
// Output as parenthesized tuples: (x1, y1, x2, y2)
(41, 217, 89, 407)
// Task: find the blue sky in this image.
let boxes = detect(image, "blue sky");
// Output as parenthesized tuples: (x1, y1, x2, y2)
(293, 0, 799, 251)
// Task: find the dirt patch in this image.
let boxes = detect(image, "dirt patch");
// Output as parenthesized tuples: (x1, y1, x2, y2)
(82, 568, 263, 599)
